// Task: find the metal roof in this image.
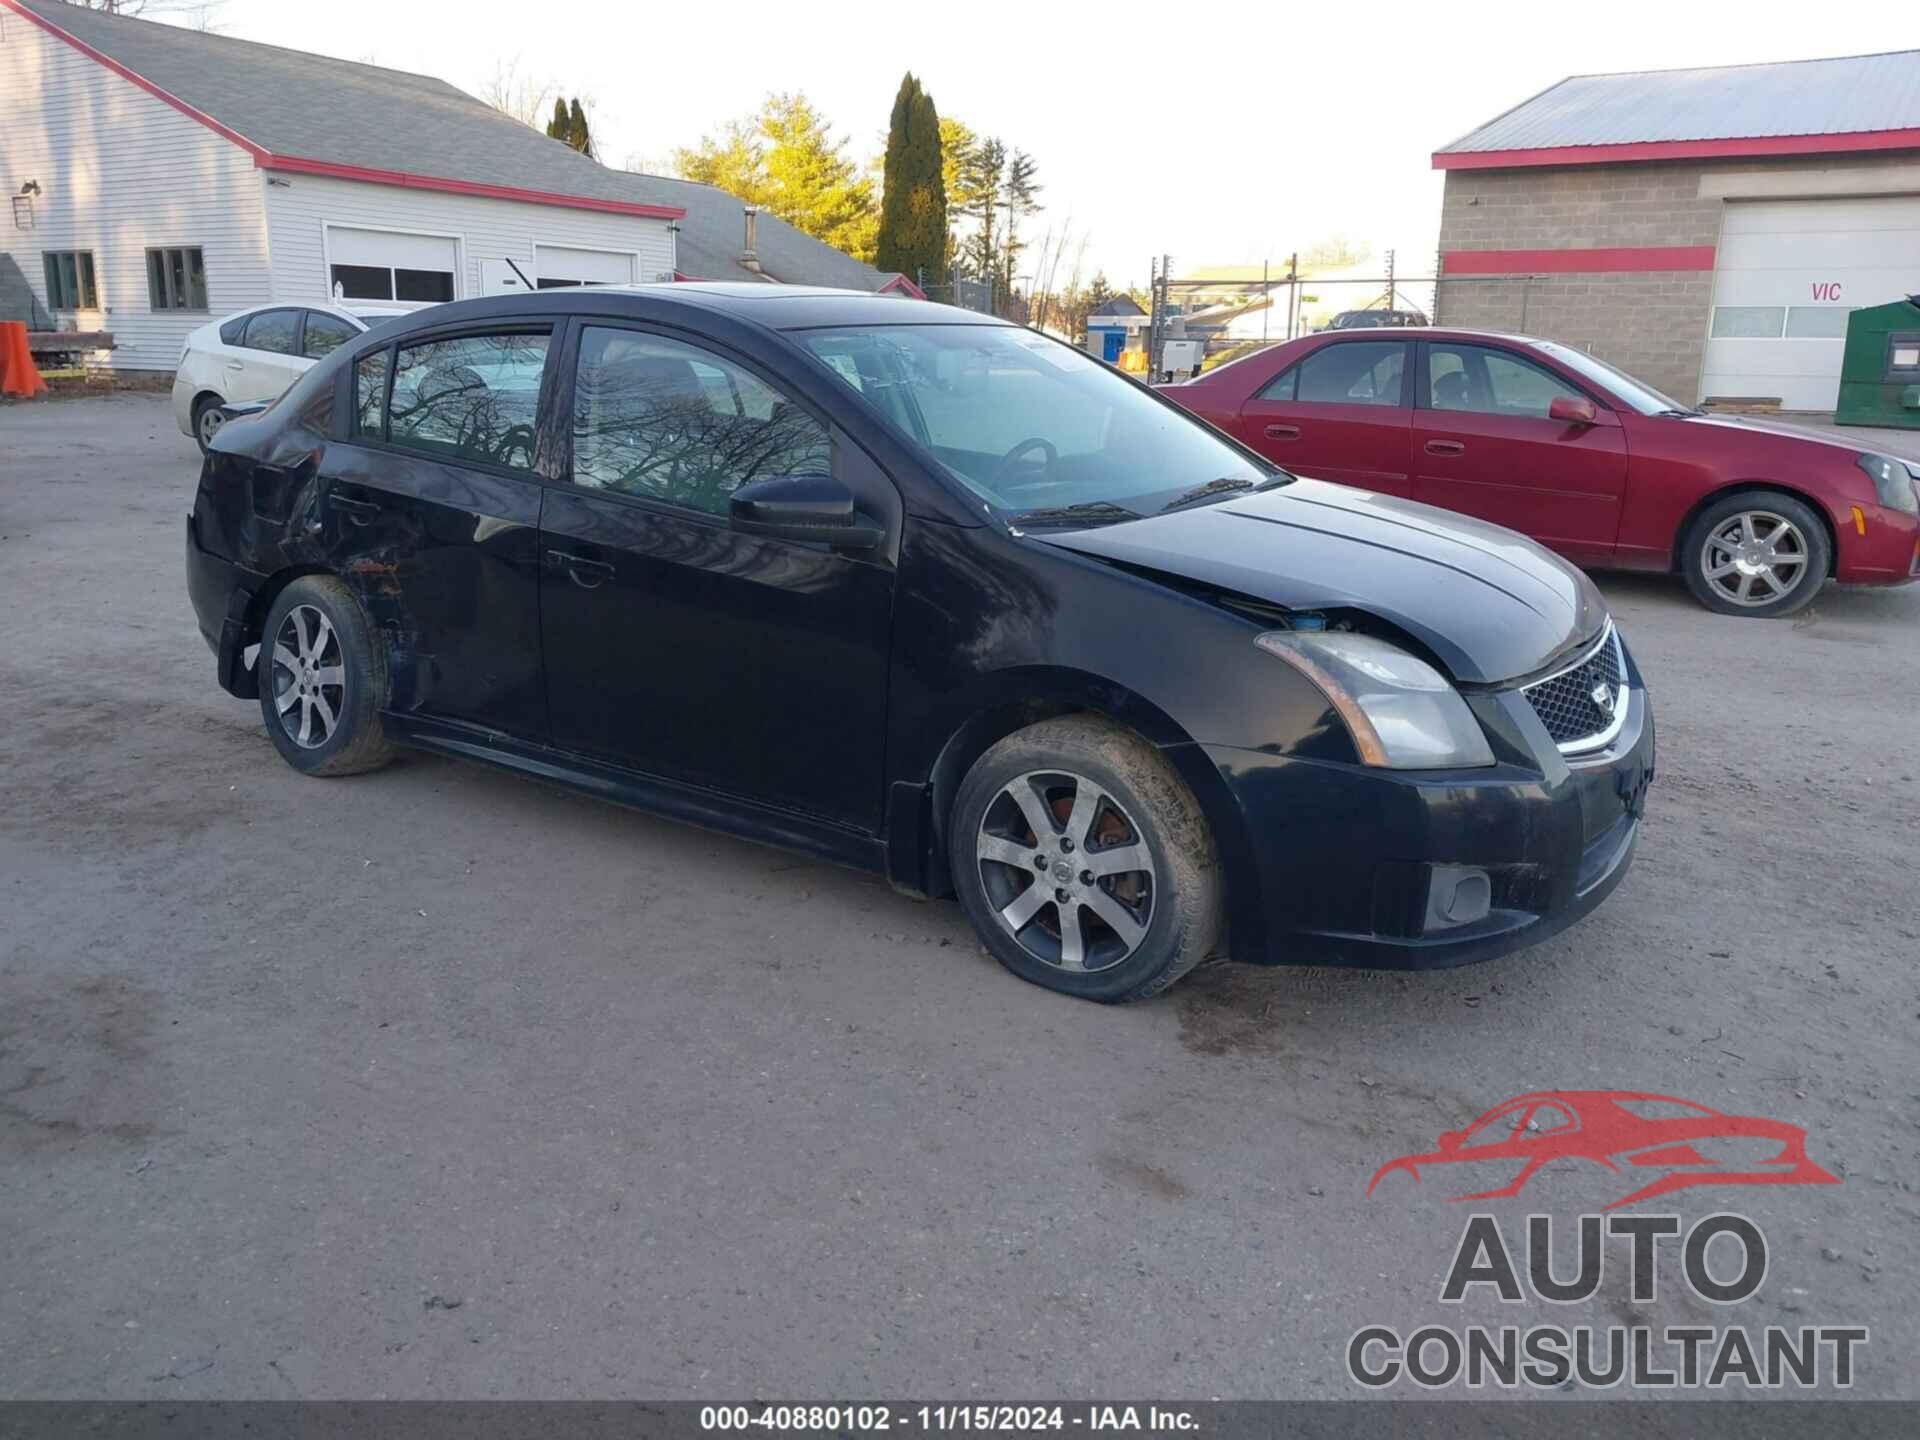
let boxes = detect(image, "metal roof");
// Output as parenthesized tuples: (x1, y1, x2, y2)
(8, 0, 907, 292)
(1439, 48, 1920, 156)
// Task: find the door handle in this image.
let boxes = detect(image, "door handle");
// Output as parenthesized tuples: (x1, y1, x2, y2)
(1424, 439, 1466, 456)
(325, 492, 381, 525)
(223, 361, 243, 372)
(546, 549, 614, 588)
(1263, 423, 1301, 440)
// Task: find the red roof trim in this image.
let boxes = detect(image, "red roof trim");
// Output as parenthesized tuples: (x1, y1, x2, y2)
(1442, 246, 1717, 275)
(4, 0, 685, 221)
(259, 156, 685, 219)
(1434, 128, 1920, 170)
(876, 274, 927, 300)
(2, 0, 267, 158)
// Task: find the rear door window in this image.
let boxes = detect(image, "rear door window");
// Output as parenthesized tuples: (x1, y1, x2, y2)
(240, 309, 301, 355)
(1291, 340, 1407, 406)
(387, 331, 551, 472)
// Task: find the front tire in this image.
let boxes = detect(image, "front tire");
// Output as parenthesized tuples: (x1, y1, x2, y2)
(257, 576, 397, 777)
(950, 716, 1223, 1002)
(1682, 491, 1829, 617)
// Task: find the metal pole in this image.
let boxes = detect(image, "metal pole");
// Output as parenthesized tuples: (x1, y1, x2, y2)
(1262, 258, 1269, 344)
(1287, 252, 1298, 340)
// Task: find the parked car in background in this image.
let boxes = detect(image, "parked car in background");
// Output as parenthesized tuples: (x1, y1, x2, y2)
(1162, 328, 1920, 616)
(185, 286, 1652, 1003)
(1323, 309, 1429, 330)
(173, 302, 414, 451)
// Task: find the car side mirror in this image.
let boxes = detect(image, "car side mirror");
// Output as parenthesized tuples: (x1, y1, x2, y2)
(1438, 1130, 1464, 1154)
(729, 474, 884, 551)
(1548, 395, 1597, 425)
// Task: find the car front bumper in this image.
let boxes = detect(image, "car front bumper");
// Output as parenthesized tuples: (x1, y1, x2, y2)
(1204, 672, 1655, 971)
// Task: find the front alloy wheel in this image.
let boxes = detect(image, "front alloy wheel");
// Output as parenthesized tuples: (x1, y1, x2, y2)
(950, 716, 1222, 1002)
(976, 771, 1156, 974)
(1699, 510, 1809, 609)
(1682, 491, 1830, 618)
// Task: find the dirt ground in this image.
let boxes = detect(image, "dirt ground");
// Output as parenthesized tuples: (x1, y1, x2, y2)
(2, 392, 1916, 1401)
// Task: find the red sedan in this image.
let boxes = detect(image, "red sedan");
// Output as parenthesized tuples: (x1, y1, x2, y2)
(1161, 329, 1920, 617)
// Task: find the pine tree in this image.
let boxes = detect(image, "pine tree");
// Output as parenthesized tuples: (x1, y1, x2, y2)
(567, 98, 593, 159)
(673, 93, 879, 263)
(997, 150, 1041, 297)
(546, 98, 570, 144)
(875, 74, 946, 287)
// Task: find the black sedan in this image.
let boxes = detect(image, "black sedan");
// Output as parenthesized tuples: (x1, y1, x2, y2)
(185, 285, 1654, 1002)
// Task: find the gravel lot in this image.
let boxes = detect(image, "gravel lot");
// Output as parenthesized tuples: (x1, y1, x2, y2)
(3, 392, 1917, 1401)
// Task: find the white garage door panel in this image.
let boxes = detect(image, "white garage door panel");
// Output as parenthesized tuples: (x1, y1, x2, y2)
(1703, 196, 1920, 410)
(535, 245, 635, 286)
(329, 227, 459, 271)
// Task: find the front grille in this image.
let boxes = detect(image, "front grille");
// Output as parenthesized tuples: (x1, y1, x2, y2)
(1522, 624, 1625, 753)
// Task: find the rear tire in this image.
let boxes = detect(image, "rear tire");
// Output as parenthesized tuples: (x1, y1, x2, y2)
(192, 393, 226, 454)
(1681, 491, 1829, 618)
(256, 576, 397, 777)
(950, 716, 1223, 1002)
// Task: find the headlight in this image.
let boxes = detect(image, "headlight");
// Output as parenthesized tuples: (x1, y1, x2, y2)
(1858, 453, 1920, 515)
(1255, 631, 1496, 769)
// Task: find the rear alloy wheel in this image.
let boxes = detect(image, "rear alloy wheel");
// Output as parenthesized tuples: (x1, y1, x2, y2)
(1682, 492, 1830, 618)
(256, 575, 397, 777)
(193, 396, 226, 453)
(951, 716, 1222, 1002)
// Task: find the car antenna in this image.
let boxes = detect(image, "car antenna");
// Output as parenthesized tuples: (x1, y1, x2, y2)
(504, 258, 536, 294)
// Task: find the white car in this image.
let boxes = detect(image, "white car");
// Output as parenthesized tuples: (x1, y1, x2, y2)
(173, 301, 414, 450)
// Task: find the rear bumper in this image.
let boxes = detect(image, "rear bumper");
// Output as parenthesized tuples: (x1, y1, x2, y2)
(185, 513, 261, 698)
(1207, 679, 1654, 971)
(171, 372, 199, 438)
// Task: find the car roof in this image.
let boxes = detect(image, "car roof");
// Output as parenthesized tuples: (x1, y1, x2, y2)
(363, 284, 1005, 336)
(1313, 325, 1540, 345)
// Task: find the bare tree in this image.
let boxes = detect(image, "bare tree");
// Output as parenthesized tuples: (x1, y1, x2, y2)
(479, 56, 558, 131)
(56, 0, 222, 24)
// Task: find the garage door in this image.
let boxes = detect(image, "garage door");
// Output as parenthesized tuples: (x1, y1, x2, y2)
(327, 227, 460, 304)
(1702, 197, 1920, 411)
(534, 245, 636, 288)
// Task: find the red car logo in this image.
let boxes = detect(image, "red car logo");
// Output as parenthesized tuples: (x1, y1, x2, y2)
(1367, 1090, 1839, 1210)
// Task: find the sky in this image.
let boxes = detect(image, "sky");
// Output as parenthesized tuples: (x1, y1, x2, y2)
(150, 0, 1915, 290)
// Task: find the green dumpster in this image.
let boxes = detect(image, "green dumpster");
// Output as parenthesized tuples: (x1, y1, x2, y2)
(1834, 295, 1920, 430)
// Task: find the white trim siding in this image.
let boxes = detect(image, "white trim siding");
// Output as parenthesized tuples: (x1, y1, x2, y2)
(264, 174, 676, 309)
(0, 8, 271, 369)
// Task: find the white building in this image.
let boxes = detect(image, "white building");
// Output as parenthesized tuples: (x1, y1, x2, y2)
(0, 0, 916, 373)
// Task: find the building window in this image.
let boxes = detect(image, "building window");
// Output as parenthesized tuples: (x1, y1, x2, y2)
(147, 247, 208, 311)
(43, 250, 98, 309)
(1783, 307, 1854, 340)
(331, 263, 455, 304)
(1709, 306, 1785, 339)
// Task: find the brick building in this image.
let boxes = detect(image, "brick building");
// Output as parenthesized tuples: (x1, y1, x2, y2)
(1433, 51, 1920, 411)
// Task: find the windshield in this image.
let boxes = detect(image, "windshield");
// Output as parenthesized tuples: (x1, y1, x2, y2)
(796, 324, 1274, 516)
(1530, 340, 1689, 415)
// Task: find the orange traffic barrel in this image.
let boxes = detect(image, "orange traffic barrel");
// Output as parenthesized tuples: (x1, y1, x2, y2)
(1, 320, 48, 398)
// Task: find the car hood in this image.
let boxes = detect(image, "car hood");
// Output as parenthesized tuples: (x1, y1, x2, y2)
(1034, 479, 1608, 684)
